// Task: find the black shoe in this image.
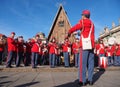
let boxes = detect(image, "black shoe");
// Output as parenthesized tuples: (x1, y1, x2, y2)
(32, 66, 37, 68)
(64, 66, 69, 68)
(78, 82, 87, 86)
(6, 66, 13, 68)
(16, 65, 20, 67)
(88, 81, 93, 85)
(51, 66, 55, 68)
(78, 81, 83, 85)
(75, 66, 78, 68)
(82, 82, 87, 86)
(25, 65, 29, 66)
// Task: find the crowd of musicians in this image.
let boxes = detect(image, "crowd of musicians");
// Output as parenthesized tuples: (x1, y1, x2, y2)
(1, 9, 120, 86)
(0, 32, 120, 68)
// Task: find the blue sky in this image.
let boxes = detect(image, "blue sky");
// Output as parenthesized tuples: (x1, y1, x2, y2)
(0, 0, 120, 40)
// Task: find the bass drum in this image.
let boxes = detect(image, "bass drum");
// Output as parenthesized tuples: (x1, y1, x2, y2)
(108, 36, 116, 45)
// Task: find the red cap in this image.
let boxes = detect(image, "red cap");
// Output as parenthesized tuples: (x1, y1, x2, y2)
(82, 10, 90, 15)
(11, 32, 15, 35)
(35, 34, 39, 37)
(18, 36, 23, 38)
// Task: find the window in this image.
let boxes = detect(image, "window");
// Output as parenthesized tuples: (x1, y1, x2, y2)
(58, 21, 64, 27)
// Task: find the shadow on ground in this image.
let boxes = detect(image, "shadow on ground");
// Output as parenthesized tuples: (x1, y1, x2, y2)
(55, 69, 105, 87)
(0, 76, 8, 79)
(0, 81, 12, 87)
(93, 69, 105, 84)
(15, 81, 40, 87)
(55, 80, 80, 87)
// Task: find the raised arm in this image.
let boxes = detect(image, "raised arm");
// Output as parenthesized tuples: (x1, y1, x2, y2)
(68, 20, 82, 34)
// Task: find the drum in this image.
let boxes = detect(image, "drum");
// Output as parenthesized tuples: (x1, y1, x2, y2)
(99, 57, 107, 69)
(108, 37, 116, 45)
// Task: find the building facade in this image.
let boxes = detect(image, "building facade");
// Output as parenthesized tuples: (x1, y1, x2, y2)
(99, 24, 120, 45)
(48, 4, 75, 43)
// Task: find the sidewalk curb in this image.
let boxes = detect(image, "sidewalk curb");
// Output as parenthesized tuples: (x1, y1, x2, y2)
(0, 66, 120, 72)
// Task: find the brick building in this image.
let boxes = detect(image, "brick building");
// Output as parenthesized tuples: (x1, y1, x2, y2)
(48, 4, 75, 43)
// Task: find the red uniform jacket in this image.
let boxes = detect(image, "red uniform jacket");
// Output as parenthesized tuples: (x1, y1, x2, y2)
(69, 19, 95, 48)
(72, 42, 80, 54)
(96, 43, 105, 55)
(14, 44, 17, 52)
(56, 49, 61, 55)
(111, 45, 116, 56)
(105, 46, 112, 57)
(62, 41, 71, 52)
(48, 42, 57, 54)
(7, 37, 16, 52)
(17, 42, 24, 52)
(116, 44, 120, 56)
(0, 44, 4, 52)
(25, 42, 32, 53)
(31, 42, 40, 53)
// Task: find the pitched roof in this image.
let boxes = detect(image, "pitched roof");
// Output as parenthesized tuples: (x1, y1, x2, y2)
(48, 4, 71, 40)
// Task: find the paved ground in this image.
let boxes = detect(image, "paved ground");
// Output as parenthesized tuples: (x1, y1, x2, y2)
(0, 66, 120, 87)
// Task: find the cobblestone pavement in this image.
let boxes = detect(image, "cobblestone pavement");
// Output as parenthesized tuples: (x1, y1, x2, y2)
(0, 66, 120, 87)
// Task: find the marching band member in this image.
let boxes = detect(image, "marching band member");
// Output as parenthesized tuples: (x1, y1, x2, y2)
(16, 36, 24, 67)
(111, 43, 116, 65)
(0, 36, 4, 65)
(6, 32, 16, 68)
(68, 10, 95, 86)
(55, 43, 61, 66)
(41, 44, 48, 65)
(96, 39, 105, 57)
(24, 38, 32, 66)
(38, 39, 43, 65)
(105, 45, 113, 66)
(48, 37, 58, 68)
(62, 37, 71, 67)
(31, 35, 40, 68)
(114, 43, 120, 66)
(72, 38, 80, 67)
